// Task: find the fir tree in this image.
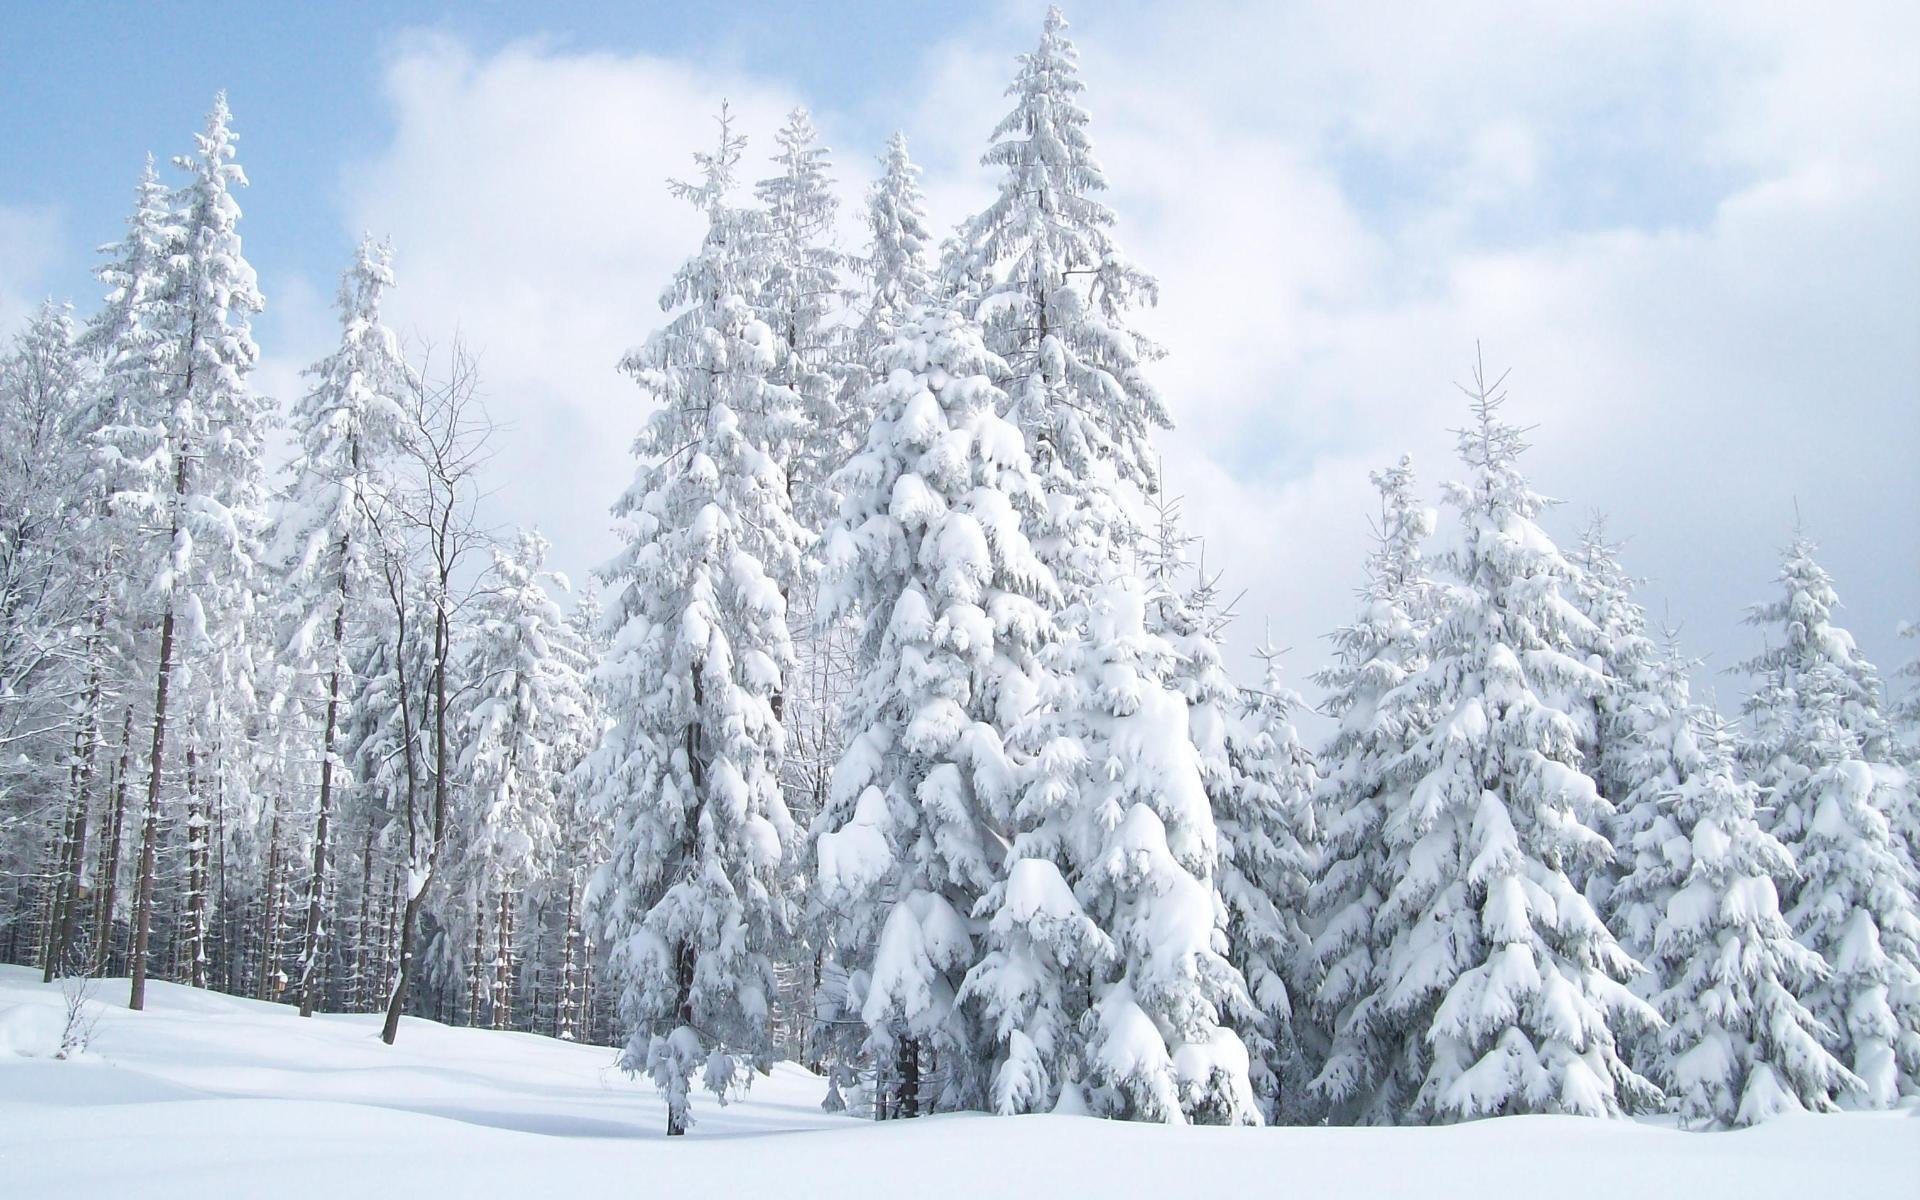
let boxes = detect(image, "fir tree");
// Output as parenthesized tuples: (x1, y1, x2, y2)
(812, 307, 1056, 1117)
(958, 5, 1168, 587)
(269, 235, 413, 1017)
(754, 106, 848, 528)
(1307, 455, 1440, 1123)
(1349, 361, 1657, 1122)
(585, 108, 806, 1136)
(103, 93, 268, 1009)
(1613, 692, 1857, 1126)
(1741, 534, 1920, 1105)
(446, 530, 591, 1029)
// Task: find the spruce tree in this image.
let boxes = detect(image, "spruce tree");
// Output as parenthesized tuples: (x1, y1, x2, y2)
(104, 94, 268, 1009)
(1612, 689, 1857, 1126)
(584, 108, 806, 1135)
(1307, 456, 1440, 1123)
(1348, 362, 1657, 1122)
(446, 530, 590, 1030)
(1741, 535, 1920, 1105)
(754, 106, 848, 528)
(958, 4, 1168, 587)
(812, 307, 1056, 1117)
(270, 236, 413, 1017)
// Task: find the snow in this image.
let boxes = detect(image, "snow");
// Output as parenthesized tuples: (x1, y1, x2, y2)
(3, 966, 1913, 1198)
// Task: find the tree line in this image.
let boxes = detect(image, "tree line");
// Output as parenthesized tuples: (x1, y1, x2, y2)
(1, 5, 1914, 1136)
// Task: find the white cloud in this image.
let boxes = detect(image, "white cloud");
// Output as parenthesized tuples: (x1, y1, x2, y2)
(335, 4, 1919, 704)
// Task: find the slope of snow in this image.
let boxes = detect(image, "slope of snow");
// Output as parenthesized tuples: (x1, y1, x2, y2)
(1, 964, 1913, 1199)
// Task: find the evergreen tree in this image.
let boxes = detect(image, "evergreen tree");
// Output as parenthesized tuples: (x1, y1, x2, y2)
(754, 106, 848, 528)
(1612, 691, 1857, 1126)
(1345, 362, 1657, 1122)
(1217, 638, 1320, 1121)
(984, 576, 1257, 1123)
(1741, 534, 1920, 1105)
(102, 93, 268, 1009)
(585, 108, 806, 1135)
(957, 4, 1168, 587)
(811, 308, 1056, 1117)
(444, 530, 590, 1030)
(269, 235, 413, 1017)
(1307, 456, 1440, 1123)
(847, 133, 934, 397)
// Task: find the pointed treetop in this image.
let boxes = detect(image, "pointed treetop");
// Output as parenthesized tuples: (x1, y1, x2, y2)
(670, 102, 748, 211)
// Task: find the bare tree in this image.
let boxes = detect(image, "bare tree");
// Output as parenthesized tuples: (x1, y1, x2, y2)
(372, 339, 494, 1046)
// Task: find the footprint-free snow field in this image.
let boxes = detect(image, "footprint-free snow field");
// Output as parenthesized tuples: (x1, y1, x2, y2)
(1, 965, 1913, 1200)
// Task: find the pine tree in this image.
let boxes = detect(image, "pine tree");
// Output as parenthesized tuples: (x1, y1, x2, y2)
(445, 530, 590, 1030)
(1307, 455, 1440, 1123)
(1895, 621, 1920, 863)
(846, 133, 934, 405)
(1348, 361, 1657, 1122)
(0, 300, 99, 980)
(1741, 534, 1920, 1105)
(958, 5, 1168, 588)
(986, 576, 1257, 1123)
(754, 106, 848, 528)
(811, 308, 1056, 1117)
(585, 108, 806, 1136)
(1217, 638, 1321, 1121)
(104, 94, 268, 1009)
(1611, 689, 1857, 1126)
(269, 236, 413, 1017)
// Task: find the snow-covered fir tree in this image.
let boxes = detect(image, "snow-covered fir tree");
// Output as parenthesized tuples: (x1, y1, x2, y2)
(1217, 636, 1321, 1122)
(811, 308, 1056, 1117)
(754, 106, 848, 527)
(979, 576, 1257, 1123)
(100, 93, 269, 1008)
(846, 133, 935, 400)
(1307, 455, 1441, 1124)
(445, 530, 591, 1030)
(956, 4, 1168, 587)
(1137, 496, 1319, 1121)
(1339, 364, 1657, 1123)
(269, 235, 413, 1017)
(1610, 676, 1857, 1126)
(1741, 534, 1920, 1105)
(584, 108, 806, 1135)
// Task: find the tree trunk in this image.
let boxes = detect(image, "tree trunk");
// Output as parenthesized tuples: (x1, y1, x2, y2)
(897, 1037, 921, 1119)
(184, 747, 209, 989)
(556, 874, 578, 1040)
(298, 575, 350, 1018)
(259, 809, 283, 1000)
(352, 825, 375, 1011)
(492, 886, 514, 1031)
(93, 706, 132, 975)
(380, 885, 423, 1045)
(128, 597, 179, 1012)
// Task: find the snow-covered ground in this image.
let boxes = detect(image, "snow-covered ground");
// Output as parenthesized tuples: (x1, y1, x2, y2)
(0, 964, 1911, 1199)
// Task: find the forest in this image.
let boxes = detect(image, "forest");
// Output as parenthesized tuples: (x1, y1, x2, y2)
(1, 7, 1916, 1143)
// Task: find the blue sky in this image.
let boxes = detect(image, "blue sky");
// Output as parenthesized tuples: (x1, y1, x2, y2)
(3, 2, 1915, 692)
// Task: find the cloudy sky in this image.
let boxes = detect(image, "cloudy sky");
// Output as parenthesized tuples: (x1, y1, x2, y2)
(3, 0, 1915, 705)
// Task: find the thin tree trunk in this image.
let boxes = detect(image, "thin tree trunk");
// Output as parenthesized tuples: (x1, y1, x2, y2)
(352, 825, 375, 1011)
(298, 571, 350, 1018)
(259, 808, 283, 1000)
(557, 874, 578, 1040)
(184, 746, 208, 989)
(128, 596, 179, 1012)
(492, 886, 512, 1031)
(897, 1037, 921, 1119)
(93, 708, 131, 975)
